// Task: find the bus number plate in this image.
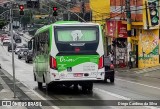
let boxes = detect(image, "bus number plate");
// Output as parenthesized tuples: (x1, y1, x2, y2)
(74, 73, 83, 77)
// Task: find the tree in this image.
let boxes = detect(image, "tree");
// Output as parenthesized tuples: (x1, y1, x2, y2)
(0, 19, 8, 29)
(20, 10, 32, 29)
(21, 16, 31, 29)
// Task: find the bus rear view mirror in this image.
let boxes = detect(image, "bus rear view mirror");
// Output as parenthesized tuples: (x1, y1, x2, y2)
(28, 41, 32, 50)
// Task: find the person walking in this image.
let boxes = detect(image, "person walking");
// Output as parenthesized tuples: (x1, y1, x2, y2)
(109, 51, 114, 64)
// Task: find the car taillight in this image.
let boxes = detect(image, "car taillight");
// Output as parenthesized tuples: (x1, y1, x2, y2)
(110, 64, 114, 69)
(50, 56, 57, 69)
(98, 56, 104, 69)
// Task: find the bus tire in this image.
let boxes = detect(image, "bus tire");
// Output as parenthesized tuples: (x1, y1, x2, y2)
(82, 82, 93, 93)
(43, 75, 45, 83)
(73, 84, 78, 91)
(46, 84, 51, 91)
(38, 82, 42, 89)
(82, 85, 87, 93)
(34, 73, 36, 81)
(87, 82, 93, 91)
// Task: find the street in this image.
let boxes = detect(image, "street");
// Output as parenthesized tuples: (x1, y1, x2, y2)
(1, 0, 160, 109)
(0, 40, 160, 109)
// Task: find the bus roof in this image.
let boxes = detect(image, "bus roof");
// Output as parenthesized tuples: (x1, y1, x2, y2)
(53, 21, 80, 24)
(35, 21, 100, 35)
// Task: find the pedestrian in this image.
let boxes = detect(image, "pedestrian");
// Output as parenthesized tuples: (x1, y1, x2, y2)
(109, 51, 113, 64)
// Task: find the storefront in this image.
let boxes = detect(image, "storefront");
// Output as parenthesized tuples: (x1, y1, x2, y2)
(106, 20, 128, 68)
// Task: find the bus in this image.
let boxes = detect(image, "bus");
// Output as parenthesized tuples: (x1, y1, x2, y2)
(28, 21, 105, 92)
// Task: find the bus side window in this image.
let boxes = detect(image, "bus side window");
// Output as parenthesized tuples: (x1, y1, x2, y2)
(47, 31, 50, 46)
(34, 36, 38, 55)
(45, 31, 49, 53)
(39, 33, 46, 54)
(33, 38, 36, 55)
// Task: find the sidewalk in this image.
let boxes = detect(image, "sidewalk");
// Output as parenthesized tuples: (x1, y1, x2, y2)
(0, 69, 54, 109)
(115, 65, 160, 79)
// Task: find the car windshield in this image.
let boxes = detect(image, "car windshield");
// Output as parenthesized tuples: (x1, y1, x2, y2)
(17, 46, 24, 48)
(20, 48, 28, 51)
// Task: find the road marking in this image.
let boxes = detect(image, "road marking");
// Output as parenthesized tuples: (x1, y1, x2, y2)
(116, 78, 160, 90)
(21, 81, 60, 109)
(94, 88, 160, 109)
(1, 45, 32, 67)
(94, 88, 131, 100)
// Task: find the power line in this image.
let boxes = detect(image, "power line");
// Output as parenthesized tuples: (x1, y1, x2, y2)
(60, 0, 123, 15)
(51, 1, 86, 22)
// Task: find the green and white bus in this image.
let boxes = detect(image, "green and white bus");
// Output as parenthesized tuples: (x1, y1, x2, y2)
(28, 21, 105, 91)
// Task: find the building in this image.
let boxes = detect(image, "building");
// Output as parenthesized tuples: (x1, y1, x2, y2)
(104, 0, 160, 68)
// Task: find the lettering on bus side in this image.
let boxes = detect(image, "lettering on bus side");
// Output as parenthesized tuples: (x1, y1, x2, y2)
(59, 56, 75, 63)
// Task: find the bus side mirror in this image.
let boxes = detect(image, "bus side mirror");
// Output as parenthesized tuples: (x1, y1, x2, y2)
(28, 41, 32, 50)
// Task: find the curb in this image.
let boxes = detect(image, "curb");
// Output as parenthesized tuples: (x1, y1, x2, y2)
(116, 66, 160, 74)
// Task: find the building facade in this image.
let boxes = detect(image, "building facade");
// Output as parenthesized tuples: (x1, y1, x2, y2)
(104, 0, 160, 68)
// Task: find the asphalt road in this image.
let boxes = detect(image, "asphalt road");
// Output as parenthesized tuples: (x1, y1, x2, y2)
(0, 42, 160, 109)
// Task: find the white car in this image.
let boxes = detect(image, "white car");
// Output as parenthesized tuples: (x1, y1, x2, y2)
(2, 38, 10, 46)
(15, 46, 25, 54)
(18, 48, 29, 59)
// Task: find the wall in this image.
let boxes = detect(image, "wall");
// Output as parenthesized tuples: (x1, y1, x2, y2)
(90, 0, 110, 25)
(138, 29, 159, 68)
(110, 0, 143, 21)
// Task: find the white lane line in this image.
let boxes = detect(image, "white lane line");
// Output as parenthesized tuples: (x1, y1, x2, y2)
(94, 88, 160, 109)
(0, 45, 58, 109)
(94, 88, 131, 100)
(14, 79, 60, 109)
(116, 78, 160, 90)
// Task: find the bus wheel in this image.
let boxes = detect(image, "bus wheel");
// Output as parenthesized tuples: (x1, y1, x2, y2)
(82, 85, 87, 93)
(82, 82, 93, 93)
(38, 82, 42, 89)
(87, 82, 93, 92)
(73, 84, 78, 91)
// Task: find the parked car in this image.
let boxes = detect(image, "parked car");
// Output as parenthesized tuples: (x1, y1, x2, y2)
(104, 56, 115, 83)
(2, 38, 10, 46)
(1, 34, 8, 42)
(15, 45, 25, 54)
(18, 48, 29, 59)
(25, 50, 33, 63)
(18, 33, 23, 37)
(8, 42, 16, 52)
(14, 35, 22, 43)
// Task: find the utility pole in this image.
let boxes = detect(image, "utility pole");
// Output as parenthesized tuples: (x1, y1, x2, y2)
(126, 0, 132, 69)
(67, 3, 70, 20)
(10, 2, 16, 98)
(81, 1, 85, 20)
(66, 0, 71, 21)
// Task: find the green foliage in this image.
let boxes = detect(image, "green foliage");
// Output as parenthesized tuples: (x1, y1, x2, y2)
(21, 16, 31, 27)
(0, 19, 8, 29)
(34, 18, 48, 25)
(20, 10, 32, 27)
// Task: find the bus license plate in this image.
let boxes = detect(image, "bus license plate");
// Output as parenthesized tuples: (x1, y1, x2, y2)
(74, 73, 83, 77)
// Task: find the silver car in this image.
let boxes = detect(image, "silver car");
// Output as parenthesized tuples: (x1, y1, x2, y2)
(15, 45, 25, 54)
(18, 48, 29, 59)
